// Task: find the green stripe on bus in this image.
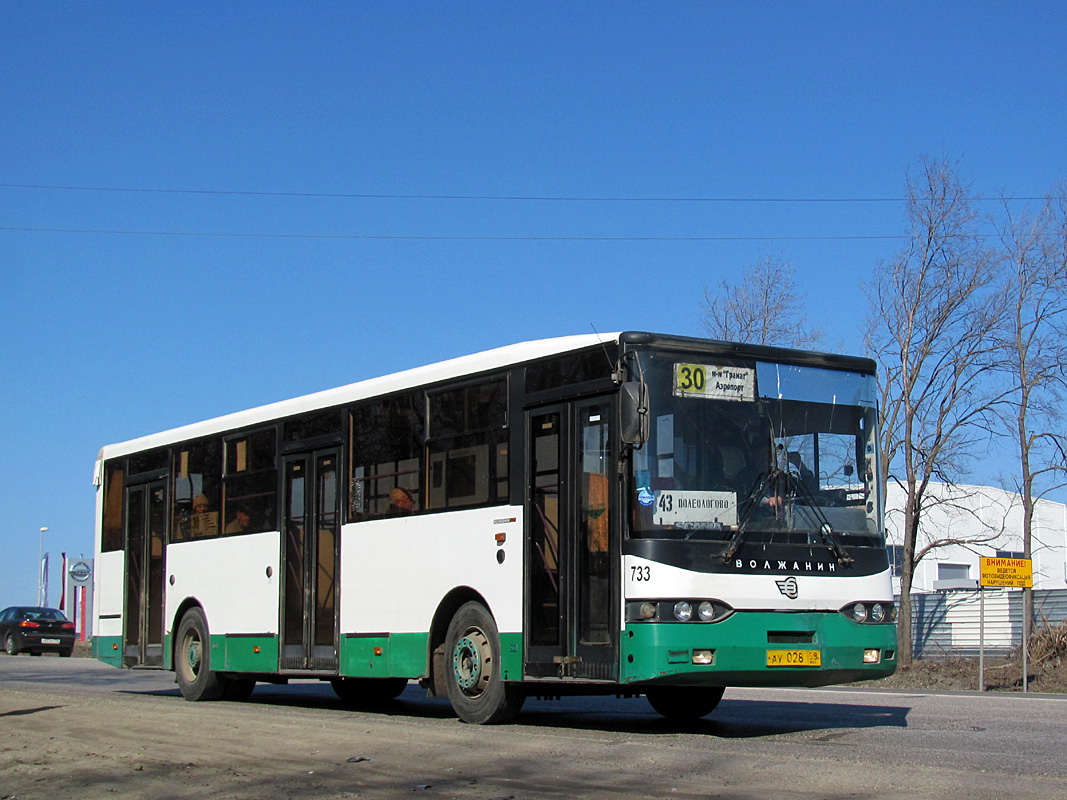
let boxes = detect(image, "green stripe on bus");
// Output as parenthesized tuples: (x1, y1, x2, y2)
(93, 635, 123, 667)
(622, 612, 897, 687)
(338, 631, 522, 681)
(340, 633, 427, 678)
(221, 635, 279, 672)
(498, 632, 522, 681)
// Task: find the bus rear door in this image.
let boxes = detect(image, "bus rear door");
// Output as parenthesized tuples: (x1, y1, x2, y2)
(123, 479, 166, 667)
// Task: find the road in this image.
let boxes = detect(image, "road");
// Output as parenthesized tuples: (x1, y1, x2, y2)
(2, 655, 1066, 799)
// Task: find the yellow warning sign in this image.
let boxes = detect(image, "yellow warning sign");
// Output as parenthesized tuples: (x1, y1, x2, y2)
(979, 557, 1032, 588)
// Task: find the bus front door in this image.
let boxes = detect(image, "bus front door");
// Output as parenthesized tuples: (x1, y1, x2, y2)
(123, 480, 166, 667)
(525, 398, 618, 681)
(280, 449, 340, 672)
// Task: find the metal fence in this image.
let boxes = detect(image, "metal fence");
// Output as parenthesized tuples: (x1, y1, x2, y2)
(905, 589, 1067, 658)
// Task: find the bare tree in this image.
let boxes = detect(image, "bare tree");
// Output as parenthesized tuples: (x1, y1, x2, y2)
(701, 255, 823, 348)
(994, 188, 1067, 641)
(866, 156, 1007, 667)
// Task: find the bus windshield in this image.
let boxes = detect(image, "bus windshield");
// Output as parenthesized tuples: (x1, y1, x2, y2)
(629, 350, 882, 546)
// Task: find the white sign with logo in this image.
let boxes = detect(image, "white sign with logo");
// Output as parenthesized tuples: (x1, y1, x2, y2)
(69, 560, 92, 583)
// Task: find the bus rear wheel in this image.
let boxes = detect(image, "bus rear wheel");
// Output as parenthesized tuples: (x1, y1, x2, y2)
(443, 602, 524, 724)
(175, 607, 225, 701)
(645, 686, 725, 721)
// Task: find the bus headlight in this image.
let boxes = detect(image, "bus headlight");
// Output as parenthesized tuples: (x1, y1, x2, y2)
(626, 599, 734, 623)
(840, 601, 895, 624)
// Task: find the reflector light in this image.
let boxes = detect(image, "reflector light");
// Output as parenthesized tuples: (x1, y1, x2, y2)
(374, 647, 383, 656)
(495, 532, 506, 543)
(253, 646, 260, 654)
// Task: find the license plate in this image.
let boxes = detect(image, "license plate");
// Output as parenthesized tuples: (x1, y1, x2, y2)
(41, 638, 61, 644)
(767, 649, 821, 667)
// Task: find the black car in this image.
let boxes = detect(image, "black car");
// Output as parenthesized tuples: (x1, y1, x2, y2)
(0, 606, 76, 656)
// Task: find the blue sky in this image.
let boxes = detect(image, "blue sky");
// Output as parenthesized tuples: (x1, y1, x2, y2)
(3, 3, 1066, 610)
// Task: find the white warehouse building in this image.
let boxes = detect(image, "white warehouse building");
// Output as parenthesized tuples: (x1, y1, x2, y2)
(884, 482, 1067, 594)
(883, 482, 1067, 657)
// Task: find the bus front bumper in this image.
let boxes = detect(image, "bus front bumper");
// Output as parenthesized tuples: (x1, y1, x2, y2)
(621, 611, 897, 688)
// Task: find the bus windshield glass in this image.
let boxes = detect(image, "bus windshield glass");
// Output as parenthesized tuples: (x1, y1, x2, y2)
(629, 350, 881, 546)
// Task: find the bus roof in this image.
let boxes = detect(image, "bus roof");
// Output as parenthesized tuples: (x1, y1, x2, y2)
(98, 332, 614, 460)
(97, 331, 875, 461)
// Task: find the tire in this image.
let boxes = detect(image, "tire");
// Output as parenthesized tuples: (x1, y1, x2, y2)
(330, 677, 408, 706)
(646, 686, 725, 721)
(221, 677, 257, 701)
(174, 607, 225, 701)
(443, 601, 524, 724)
(5, 634, 19, 655)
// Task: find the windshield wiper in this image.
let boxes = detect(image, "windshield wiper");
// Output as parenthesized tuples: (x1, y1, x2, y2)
(720, 470, 777, 563)
(783, 472, 854, 566)
(720, 469, 853, 565)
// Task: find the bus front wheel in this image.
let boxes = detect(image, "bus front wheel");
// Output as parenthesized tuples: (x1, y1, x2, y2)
(175, 607, 226, 701)
(443, 602, 524, 724)
(645, 686, 725, 721)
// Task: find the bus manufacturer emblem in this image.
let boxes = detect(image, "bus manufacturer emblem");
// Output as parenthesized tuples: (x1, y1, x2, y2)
(775, 577, 799, 599)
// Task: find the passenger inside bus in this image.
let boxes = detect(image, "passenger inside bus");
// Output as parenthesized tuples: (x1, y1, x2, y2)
(387, 486, 416, 515)
(225, 504, 254, 534)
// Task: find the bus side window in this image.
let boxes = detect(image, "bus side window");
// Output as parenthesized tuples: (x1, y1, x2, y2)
(101, 461, 125, 552)
(223, 428, 278, 535)
(349, 392, 424, 521)
(172, 438, 221, 542)
(425, 378, 508, 511)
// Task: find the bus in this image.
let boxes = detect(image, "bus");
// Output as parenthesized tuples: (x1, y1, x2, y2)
(92, 331, 896, 723)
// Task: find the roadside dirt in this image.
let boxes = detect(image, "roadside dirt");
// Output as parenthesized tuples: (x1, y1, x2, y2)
(5, 658, 1067, 800)
(852, 621, 1067, 693)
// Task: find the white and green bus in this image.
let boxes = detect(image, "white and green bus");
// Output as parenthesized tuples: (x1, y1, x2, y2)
(92, 332, 896, 723)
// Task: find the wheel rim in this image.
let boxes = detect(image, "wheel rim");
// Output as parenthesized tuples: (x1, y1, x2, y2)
(182, 630, 202, 680)
(452, 627, 491, 697)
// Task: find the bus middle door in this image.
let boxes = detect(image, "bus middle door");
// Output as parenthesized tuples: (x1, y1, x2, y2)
(280, 448, 340, 672)
(525, 398, 618, 681)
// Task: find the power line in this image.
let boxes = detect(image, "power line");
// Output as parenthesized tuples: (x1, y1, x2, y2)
(0, 225, 905, 241)
(3, 182, 1060, 204)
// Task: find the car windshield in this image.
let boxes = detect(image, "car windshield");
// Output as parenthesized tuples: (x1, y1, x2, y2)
(628, 350, 882, 546)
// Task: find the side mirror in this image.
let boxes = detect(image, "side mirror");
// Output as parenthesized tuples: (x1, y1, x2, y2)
(620, 382, 649, 446)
